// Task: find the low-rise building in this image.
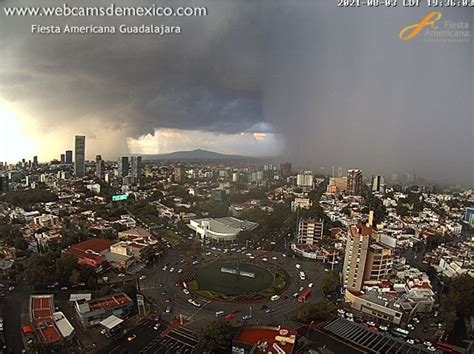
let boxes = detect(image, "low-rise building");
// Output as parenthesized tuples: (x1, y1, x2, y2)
(73, 293, 134, 327)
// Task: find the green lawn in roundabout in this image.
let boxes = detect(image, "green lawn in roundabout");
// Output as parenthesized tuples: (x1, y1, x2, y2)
(187, 259, 288, 302)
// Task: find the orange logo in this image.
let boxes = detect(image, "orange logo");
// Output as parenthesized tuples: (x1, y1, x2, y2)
(400, 12, 443, 41)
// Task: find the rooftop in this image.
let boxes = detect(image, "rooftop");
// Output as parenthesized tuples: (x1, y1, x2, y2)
(234, 326, 297, 354)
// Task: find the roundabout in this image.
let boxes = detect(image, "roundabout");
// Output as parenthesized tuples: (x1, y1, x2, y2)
(187, 258, 288, 302)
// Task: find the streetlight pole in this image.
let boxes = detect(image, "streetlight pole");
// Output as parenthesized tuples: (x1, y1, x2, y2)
(307, 320, 315, 336)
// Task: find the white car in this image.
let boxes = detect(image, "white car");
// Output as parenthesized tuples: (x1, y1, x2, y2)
(427, 347, 436, 352)
(169, 268, 175, 273)
(245, 253, 252, 256)
(406, 339, 415, 345)
(379, 325, 388, 331)
(242, 315, 252, 320)
(183, 289, 190, 295)
(367, 321, 376, 327)
(299, 286, 304, 292)
(345, 312, 354, 318)
(272, 257, 277, 260)
(139, 275, 146, 280)
(293, 292, 299, 298)
(412, 317, 420, 324)
(337, 309, 345, 315)
(188, 299, 201, 307)
(308, 283, 313, 288)
(177, 269, 183, 274)
(118, 273, 126, 277)
(295, 264, 301, 269)
(407, 324, 415, 330)
(262, 258, 268, 262)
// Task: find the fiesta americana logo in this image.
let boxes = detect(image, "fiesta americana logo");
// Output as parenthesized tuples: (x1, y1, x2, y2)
(400, 11, 443, 41)
(399, 11, 470, 43)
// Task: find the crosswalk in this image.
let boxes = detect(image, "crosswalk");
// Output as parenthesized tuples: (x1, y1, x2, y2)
(139, 327, 197, 354)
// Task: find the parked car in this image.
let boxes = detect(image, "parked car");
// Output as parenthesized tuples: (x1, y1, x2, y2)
(183, 289, 190, 295)
(127, 334, 137, 342)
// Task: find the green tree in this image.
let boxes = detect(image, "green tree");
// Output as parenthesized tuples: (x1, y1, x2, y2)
(297, 301, 336, 324)
(196, 320, 235, 353)
(321, 271, 340, 296)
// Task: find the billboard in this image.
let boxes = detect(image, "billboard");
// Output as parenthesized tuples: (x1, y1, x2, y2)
(112, 194, 128, 202)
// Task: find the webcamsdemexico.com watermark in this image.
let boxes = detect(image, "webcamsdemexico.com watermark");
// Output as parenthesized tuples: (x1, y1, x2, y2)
(400, 12, 471, 44)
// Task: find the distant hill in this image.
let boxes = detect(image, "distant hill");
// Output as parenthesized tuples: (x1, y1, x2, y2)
(143, 149, 260, 161)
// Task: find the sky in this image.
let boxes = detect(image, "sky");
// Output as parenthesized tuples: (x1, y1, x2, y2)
(0, 1, 472, 184)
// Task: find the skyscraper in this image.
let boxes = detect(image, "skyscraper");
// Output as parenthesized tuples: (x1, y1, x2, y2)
(347, 169, 363, 196)
(95, 155, 103, 179)
(130, 156, 142, 180)
(343, 225, 371, 292)
(118, 156, 129, 177)
(65, 150, 73, 164)
(280, 162, 292, 178)
(33, 156, 38, 167)
(60, 154, 66, 164)
(74, 135, 86, 177)
(342, 224, 393, 292)
(371, 175, 384, 193)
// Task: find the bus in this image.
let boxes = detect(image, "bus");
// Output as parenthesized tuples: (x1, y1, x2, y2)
(391, 327, 409, 338)
(299, 271, 306, 281)
(298, 289, 312, 303)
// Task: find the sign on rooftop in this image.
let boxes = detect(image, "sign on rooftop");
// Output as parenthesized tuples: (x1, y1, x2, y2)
(112, 194, 128, 202)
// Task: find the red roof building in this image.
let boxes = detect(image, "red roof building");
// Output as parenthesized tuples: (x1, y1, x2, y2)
(233, 326, 298, 354)
(65, 239, 114, 269)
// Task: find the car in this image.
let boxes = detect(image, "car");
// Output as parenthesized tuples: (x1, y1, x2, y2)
(427, 347, 436, 352)
(407, 324, 415, 330)
(296, 264, 301, 269)
(367, 321, 376, 327)
(282, 295, 289, 300)
(183, 289, 190, 295)
(406, 339, 415, 345)
(8, 286, 15, 292)
(423, 341, 433, 347)
(225, 314, 235, 320)
(272, 256, 277, 260)
(299, 286, 304, 292)
(165, 298, 171, 303)
(127, 334, 137, 342)
(153, 324, 161, 330)
(337, 309, 345, 315)
(165, 306, 171, 313)
(262, 258, 268, 262)
(265, 308, 273, 314)
(293, 292, 299, 298)
(100, 329, 107, 335)
(308, 283, 313, 288)
(118, 273, 125, 277)
(60, 286, 68, 291)
(347, 317, 354, 322)
(188, 299, 201, 307)
(169, 268, 175, 273)
(379, 325, 388, 331)
(249, 256, 255, 259)
(162, 266, 168, 271)
(192, 260, 199, 265)
(345, 312, 354, 318)
(412, 317, 420, 323)
(139, 275, 146, 280)
(242, 315, 252, 320)
(177, 269, 183, 274)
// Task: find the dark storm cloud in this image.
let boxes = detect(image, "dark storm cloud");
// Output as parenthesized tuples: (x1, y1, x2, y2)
(0, 0, 472, 184)
(0, 0, 265, 137)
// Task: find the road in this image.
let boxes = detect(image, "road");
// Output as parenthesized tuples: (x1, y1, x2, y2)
(3, 281, 29, 353)
(138, 243, 331, 333)
(98, 319, 196, 354)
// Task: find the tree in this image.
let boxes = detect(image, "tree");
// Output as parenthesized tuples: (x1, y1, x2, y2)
(297, 301, 336, 324)
(196, 320, 234, 353)
(321, 271, 340, 296)
(441, 274, 474, 317)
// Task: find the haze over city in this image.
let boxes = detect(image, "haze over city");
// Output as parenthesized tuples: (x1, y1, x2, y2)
(0, 1, 472, 184)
